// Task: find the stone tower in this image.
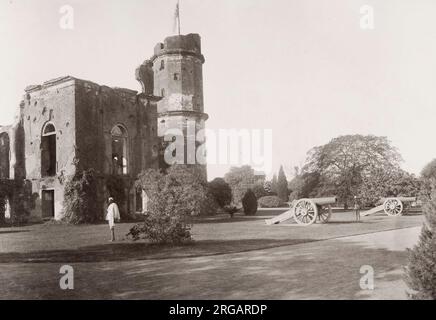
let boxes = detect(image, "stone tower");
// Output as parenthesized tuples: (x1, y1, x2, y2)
(138, 33, 208, 178)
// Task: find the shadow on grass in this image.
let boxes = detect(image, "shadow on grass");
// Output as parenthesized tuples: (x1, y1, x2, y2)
(403, 212, 423, 217)
(0, 221, 43, 228)
(0, 238, 316, 264)
(326, 221, 375, 225)
(0, 230, 30, 234)
(193, 217, 267, 224)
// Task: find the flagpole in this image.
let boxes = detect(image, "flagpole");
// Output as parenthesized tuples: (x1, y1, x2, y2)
(177, 0, 181, 35)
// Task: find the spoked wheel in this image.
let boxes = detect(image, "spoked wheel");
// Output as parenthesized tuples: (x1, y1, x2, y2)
(317, 205, 332, 224)
(383, 198, 403, 216)
(293, 199, 318, 226)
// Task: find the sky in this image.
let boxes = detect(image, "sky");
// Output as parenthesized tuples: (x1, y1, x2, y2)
(1, 0, 436, 180)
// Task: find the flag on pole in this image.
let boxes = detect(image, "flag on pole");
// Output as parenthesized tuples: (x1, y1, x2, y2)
(173, 0, 181, 35)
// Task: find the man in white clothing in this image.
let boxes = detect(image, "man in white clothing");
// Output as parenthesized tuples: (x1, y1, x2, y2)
(106, 197, 120, 242)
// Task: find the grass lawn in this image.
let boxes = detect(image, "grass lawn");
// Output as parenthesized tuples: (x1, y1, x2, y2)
(0, 209, 425, 299)
(0, 210, 423, 262)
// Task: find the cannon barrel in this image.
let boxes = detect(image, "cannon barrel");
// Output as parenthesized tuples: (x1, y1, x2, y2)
(305, 197, 337, 206)
(379, 197, 416, 204)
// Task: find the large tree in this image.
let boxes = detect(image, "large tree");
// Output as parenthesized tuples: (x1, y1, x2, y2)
(358, 169, 421, 207)
(224, 165, 264, 206)
(208, 178, 232, 208)
(302, 135, 403, 207)
(288, 171, 321, 201)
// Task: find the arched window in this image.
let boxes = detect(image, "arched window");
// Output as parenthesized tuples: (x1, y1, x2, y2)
(41, 122, 56, 177)
(43, 123, 55, 135)
(111, 124, 128, 175)
(160, 60, 165, 71)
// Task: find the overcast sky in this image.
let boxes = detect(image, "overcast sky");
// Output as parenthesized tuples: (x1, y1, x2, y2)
(1, 0, 436, 180)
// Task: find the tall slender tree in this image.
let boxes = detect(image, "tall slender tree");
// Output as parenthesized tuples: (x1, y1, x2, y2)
(271, 174, 278, 195)
(277, 165, 289, 202)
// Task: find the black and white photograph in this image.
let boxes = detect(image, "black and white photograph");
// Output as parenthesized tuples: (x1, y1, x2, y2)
(0, 0, 436, 306)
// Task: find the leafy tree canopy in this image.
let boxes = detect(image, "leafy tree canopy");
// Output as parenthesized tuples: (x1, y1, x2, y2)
(224, 165, 264, 205)
(128, 165, 208, 243)
(208, 178, 232, 208)
(298, 135, 409, 206)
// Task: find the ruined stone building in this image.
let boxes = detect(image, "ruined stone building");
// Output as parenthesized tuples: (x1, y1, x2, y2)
(0, 33, 208, 221)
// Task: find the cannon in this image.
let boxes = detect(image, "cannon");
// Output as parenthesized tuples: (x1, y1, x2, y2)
(265, 197, 337, 226)
(361, 197, 416, 217)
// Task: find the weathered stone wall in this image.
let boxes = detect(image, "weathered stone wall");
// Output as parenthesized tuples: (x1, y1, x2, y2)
(21, 77, 77, 179)
(1, 33, 208, 222)
(74, 80, 160, 217)
(152, 34, 205, 115)
(151, 34, 208, 179)
(75, 80, 160, 175)
(18, 77, 77, 220)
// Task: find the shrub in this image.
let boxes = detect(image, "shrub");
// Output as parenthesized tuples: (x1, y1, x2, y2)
(63, 169, 99, 224)
(420, 159, 436, 201)
(404, 187, 436, 299)
(242, 189, 258, 216)
(208, 178, 232, 208)
(127, 165, 207, 244)
(404, 158, 436, 299)
(258, 196, 287, 208)
(200, 192, 219, 216)
(128, 213, 192, 244)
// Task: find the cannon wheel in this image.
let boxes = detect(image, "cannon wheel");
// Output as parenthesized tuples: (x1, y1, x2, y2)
(383, 198, 403, 216)
(317, 205, 332, 224)
(293, 199, 318, 225)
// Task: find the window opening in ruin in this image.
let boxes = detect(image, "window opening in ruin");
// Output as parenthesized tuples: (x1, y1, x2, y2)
(41, 123, 56, 177)
(160, 60, 165, 70)
(111, 125, 128, 175)
(0, 133, 10, 179)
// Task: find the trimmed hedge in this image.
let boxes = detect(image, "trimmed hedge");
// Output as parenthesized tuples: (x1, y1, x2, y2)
(242, 189, 258, 216)
(258, 196, 287, 208)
